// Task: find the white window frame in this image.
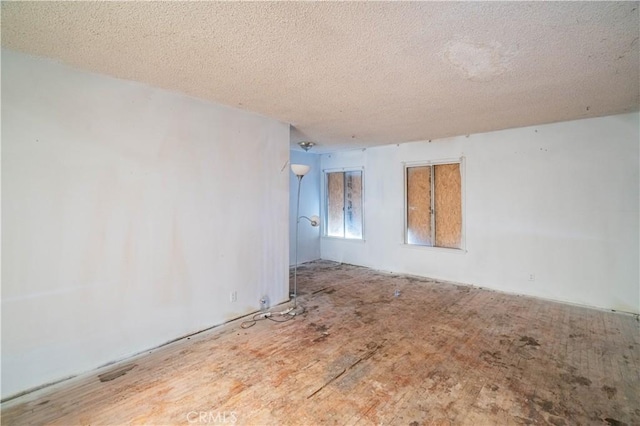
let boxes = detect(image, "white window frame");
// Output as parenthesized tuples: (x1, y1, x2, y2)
(403, 157, 466, 252)
(322, 167, 365, 241)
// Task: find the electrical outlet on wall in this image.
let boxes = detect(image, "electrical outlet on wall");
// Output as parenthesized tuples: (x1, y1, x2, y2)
(260, 296, 269, 311)
(528, 273, 535, 281)
(230, 291, 238, 302)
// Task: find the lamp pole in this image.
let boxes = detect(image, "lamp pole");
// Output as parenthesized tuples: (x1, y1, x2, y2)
(293, 173, 303, 308)
(290, 163, 318, 313)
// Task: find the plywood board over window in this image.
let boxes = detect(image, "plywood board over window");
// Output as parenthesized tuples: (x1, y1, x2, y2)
(434, 164, 461, 249)
(405, 162, 462, 249)
(325, 169, 364, 239)
(407, 166, 432, 245)
(327, 172, 345, 237)
(345, 171, 363, 239)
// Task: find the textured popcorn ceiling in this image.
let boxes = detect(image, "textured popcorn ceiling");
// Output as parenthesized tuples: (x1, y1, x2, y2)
(2, 2, 638, 152)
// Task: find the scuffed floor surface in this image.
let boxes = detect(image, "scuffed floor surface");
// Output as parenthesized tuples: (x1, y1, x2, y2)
(2, 261, 639, 425)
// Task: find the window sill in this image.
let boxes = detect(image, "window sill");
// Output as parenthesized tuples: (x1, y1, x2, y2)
(322, 236, 366, 243)
(400, 244, 467, 254)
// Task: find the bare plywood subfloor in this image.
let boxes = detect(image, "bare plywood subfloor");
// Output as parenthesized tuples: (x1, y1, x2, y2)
(2, 261, 639, 425)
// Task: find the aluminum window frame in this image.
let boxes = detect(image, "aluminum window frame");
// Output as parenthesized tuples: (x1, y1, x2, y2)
(322, 166, 365, 240)
(403, 157, 466, 251)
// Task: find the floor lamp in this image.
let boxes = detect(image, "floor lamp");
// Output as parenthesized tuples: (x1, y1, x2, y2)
(291, 164, 319, 312)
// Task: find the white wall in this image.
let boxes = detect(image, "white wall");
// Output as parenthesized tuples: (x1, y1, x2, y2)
(289, 150, 321, 266)
(321, 113, 640, 314)
(1, 50, 290, 398)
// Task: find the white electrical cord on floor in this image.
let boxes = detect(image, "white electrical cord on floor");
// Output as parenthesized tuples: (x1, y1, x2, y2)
(240, 305, 305, 329)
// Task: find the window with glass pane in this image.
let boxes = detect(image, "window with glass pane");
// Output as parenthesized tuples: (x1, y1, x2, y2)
(406, 163, 461, 249)
(325, 170, 363, 239)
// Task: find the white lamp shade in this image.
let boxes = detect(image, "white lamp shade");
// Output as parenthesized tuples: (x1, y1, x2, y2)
(291, 164, 311, 176)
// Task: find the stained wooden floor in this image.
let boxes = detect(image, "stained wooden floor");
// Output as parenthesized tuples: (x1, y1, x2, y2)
(2, 261, 639, 425)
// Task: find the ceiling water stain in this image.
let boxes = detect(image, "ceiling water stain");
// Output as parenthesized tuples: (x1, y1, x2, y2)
(444, 40, 517, 82)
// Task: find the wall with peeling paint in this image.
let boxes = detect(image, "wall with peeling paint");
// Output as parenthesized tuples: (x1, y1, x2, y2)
(321, 113, 640, 314)
(289, 150, 321, 266)
(1, 50, 290, 398)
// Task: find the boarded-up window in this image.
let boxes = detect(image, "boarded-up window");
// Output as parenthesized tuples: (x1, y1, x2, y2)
(326, 170, 363, 239)
(406, 163, 461, 249)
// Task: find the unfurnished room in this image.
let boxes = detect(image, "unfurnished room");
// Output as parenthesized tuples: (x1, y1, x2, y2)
(1, 2, 639, 425)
